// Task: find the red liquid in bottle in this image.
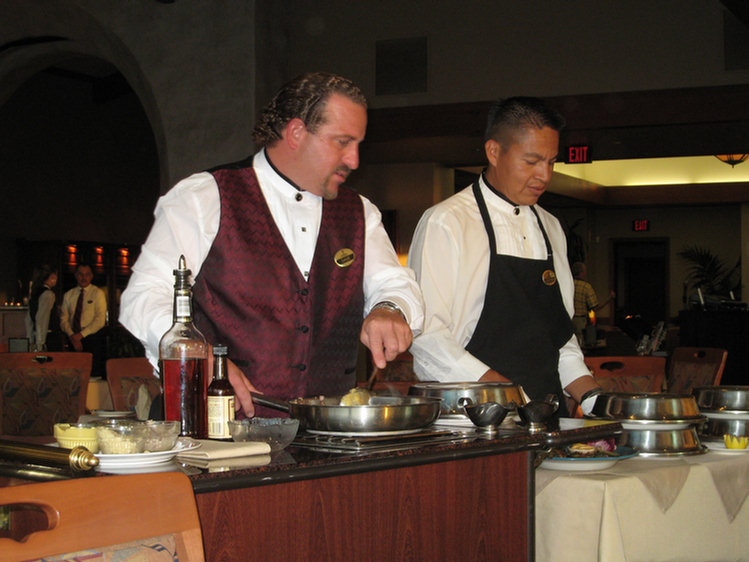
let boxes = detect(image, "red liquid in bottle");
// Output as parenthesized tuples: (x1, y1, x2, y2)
(162, 357, 207, 438)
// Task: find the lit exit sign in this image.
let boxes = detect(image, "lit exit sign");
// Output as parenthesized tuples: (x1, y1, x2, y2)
(566, 145, 592, 163)
(632, 219, 650, 232)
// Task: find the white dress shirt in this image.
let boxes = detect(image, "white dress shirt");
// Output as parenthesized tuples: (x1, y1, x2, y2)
(120, 150, 424, 367)
(408, 176, 589, 390)
(60, 284, 107, 338)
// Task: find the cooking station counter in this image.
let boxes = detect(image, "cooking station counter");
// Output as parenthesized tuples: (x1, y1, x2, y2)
(1, 420, 621, 562)
(188, 419, 621, 492)
(190, 420, 621, 562)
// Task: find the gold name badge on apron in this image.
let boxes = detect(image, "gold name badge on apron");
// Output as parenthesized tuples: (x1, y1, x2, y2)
(542, 269, 557, 286)
(334, 248, 355, 268)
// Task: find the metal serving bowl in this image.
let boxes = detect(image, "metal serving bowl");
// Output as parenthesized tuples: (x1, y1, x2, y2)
(590, 392, 702, 422)
(408, 382, 525, 417)
(618, 426, 707, 457)
(693, 385, 749, 413)
(700, 413, 749, 441)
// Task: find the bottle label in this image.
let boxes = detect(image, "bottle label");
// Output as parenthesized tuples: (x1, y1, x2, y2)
(207, 395, 235, 439)
(175, 295, 191, 319)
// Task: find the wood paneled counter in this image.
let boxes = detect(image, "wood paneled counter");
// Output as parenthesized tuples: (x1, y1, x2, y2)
(187, 422, 620, 562)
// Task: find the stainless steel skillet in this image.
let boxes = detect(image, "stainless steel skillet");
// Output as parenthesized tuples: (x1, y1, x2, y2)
(251, 392, 442, 433)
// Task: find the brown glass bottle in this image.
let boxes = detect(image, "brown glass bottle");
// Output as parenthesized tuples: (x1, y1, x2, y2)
(207, 344, 235, 440)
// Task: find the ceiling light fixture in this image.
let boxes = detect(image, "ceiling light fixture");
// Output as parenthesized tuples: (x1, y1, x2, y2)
(715, 154, 749, 167)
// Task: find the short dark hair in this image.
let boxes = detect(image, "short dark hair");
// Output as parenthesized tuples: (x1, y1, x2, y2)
(484, 96, 565, 147)
(252, 72, 367, 148)
(571, 262, 586, 278)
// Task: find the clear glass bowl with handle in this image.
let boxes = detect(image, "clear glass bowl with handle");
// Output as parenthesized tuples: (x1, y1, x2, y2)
(228, 418, 299, 451)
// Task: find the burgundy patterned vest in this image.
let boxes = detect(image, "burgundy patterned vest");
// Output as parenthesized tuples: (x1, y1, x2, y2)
(192, 163, 365, 403)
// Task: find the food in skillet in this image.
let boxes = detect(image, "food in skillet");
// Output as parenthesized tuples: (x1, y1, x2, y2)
(338, 387, 372, 405)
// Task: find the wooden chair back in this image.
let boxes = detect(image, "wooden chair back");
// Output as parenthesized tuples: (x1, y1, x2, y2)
(0, 352, 92, 435)
(584, 355, 666, 394)
(0, 472, 205, 562)
(666, 347, 728, 394)
(106, 357, 161, 415)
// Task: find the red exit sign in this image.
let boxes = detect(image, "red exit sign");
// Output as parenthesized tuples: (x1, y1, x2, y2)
(632, 219, 650, 232)
(566, 145, 592, 163)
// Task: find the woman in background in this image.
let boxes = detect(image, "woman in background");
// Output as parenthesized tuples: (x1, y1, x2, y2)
(25, 265, 59, 351)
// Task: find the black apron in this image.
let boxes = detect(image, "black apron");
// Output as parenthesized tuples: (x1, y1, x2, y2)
(465, 179, 573, 416)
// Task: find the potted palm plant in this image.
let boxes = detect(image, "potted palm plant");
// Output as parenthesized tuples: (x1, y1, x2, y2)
(677, 245, 741, 304)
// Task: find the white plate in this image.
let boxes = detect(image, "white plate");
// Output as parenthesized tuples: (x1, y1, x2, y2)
(96, 438, 200, 470)
(91, 410, 137, 418)
(540, 447, 638, 472)
(703, 411, 749, 421)
(706, 441, 749, 453)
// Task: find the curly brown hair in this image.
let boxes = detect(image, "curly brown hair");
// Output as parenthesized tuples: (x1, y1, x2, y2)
(252, 72, 367, 148)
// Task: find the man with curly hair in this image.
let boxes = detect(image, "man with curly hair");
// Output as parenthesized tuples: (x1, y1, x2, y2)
(121, 72, 423, 417)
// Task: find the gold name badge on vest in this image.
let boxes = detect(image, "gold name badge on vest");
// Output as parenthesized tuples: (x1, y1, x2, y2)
(542, 269, 557, 286)
(334, 248, 355, 268)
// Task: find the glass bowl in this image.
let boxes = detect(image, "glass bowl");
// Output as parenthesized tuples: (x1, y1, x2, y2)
(228, 418, 300, 451)
(95, 420, 148, 454)
(144, 420, 180, 452)
(54, 423, 99, 452)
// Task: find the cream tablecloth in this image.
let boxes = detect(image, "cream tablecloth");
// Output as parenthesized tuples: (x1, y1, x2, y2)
(535, 449, 749, 562)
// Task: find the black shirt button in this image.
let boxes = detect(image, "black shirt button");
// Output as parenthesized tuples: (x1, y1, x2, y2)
(514, 207, 520, 215)
(298, 288, 309, 296)
(299, 325, 309, 333)
(297, 363, 307, 371)
(295, 193, 303, 201)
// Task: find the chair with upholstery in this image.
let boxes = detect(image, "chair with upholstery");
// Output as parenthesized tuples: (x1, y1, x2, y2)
(585, 355, 667, 394)
(0, 352, 91, 436)
(0, 472, 205, 562)
(666, 347, 727, 394)
(106, 357, 161, 418)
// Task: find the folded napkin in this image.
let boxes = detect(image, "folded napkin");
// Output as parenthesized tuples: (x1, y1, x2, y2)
(185, 454, 272, 471)
(177, 439, 270, 461)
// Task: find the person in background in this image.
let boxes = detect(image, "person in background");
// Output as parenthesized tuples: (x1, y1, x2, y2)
(408, 96, 601, 417)
(25, 264, 59, 352)
(571, 261, 615, 347)
(60, 263, 108, 377)
(120, 72, 424, 417)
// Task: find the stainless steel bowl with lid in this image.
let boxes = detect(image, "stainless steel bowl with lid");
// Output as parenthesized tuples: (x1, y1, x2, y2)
(701, 415, 749, 441)
(408, 382, 525, 417)
(589, 392, 702, 422)
(617, 426, 707, 456)
(692, 385, 749, 413)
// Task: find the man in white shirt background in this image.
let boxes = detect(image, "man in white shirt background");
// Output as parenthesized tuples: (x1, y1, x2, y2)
(60, 263, 107, 377)
(408, 97, 601, 417)
(120, 72, 423, 417)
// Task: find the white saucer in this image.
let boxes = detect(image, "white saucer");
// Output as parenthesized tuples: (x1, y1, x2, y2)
(706, 441, 749, 453)
(96, 438, 200, 470)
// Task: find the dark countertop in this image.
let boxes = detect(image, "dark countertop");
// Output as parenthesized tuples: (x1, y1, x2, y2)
(0, 420, 622, 490)
(185, 419, 622, 494)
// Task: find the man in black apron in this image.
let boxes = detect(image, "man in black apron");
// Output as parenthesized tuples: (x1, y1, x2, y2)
(409, 97, 601, 417)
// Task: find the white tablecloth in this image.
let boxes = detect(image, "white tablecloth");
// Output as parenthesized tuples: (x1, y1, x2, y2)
(535, 448, 749, 562)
